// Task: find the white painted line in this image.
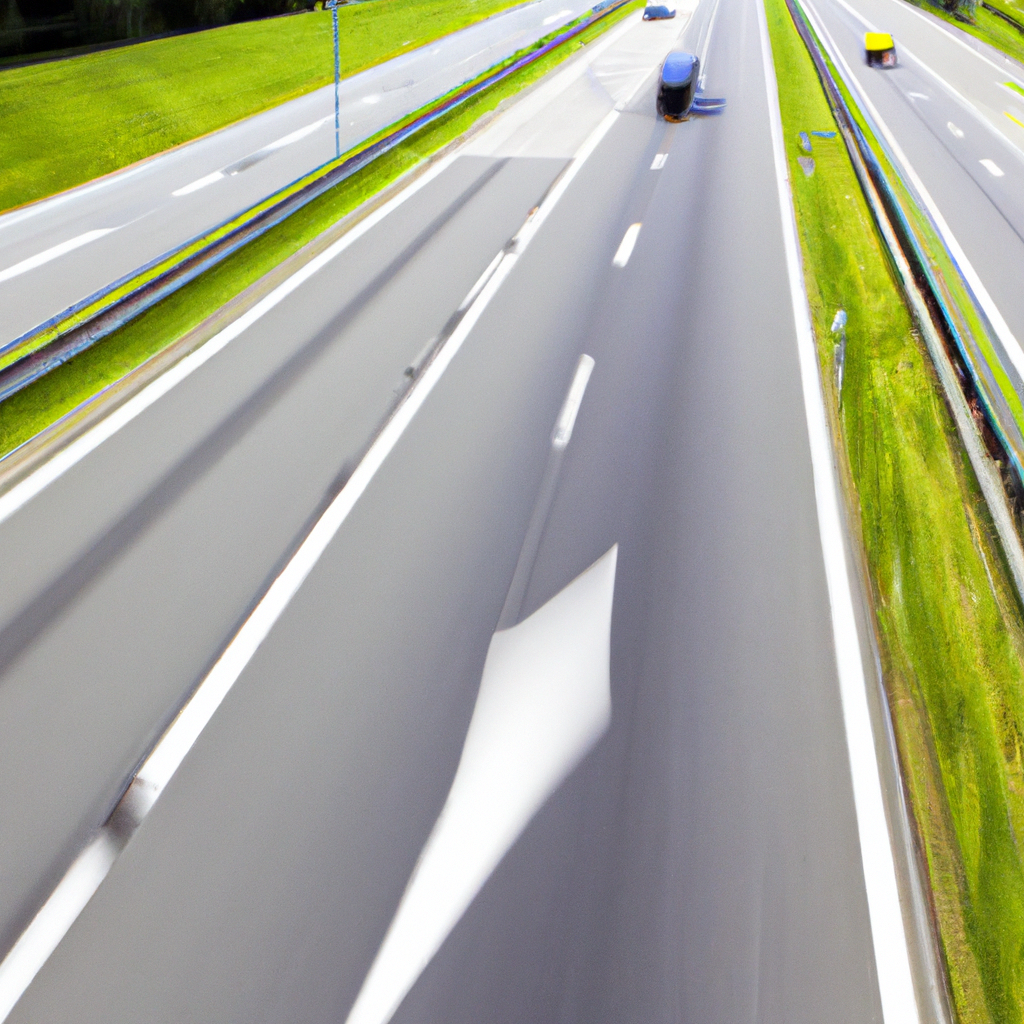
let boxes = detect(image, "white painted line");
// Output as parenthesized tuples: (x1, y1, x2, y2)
(757, 3, 920, 1024)
(698, 0, 725, 71)
(0, 228, 117, 284)
(344, 546, 618, 1024)
(0, 832, 119, 1022)
(362, 94, 382, 105)
(907, 91, 929, 100)
(552, 353, 595, 449)
(0, 149, 462, 530)
(264, 117, 331, 152)
(171, 170, 225, 197)
(612, 222, 641, 267)
(948, 120, 964, 138)
(543, 7, 573, 24)
(456, 249, 504, 313)
(980, 157, 1005, 176)
(802, 0, 1024, 406)
(0, 103, 620, 1023)
(651, 152, 668, 169)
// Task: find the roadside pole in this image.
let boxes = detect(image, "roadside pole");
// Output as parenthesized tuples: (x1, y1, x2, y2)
(328, 0, 341, 158)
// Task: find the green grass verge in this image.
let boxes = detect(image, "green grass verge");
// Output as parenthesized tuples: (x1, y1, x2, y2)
(766, 1, 1024, 1021)
(987, 0, 1024, 22)
(0, 0, 533, 213)
(900, 0, 1024, 68)
(0, 0, 643, 457)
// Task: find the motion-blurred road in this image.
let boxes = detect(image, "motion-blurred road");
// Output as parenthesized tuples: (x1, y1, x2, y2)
(1, 3, 886, 1022)
(0, 0, 592, 349)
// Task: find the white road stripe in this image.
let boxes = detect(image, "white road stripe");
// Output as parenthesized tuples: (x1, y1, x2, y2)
(552, 353, 595, 449)
(264, 117, 332, 152)
(172, 171, 225, 197)
(0, 229, 116, 284)
(980, 157, 1005, 176)
(948, 120, 964, 138)
(0, 103, 622, 1024)
(543, 8, 574, 24)
(612, 222, 641, 267)
(651, 152, 668, 169)
(757, 2, 920, 1024)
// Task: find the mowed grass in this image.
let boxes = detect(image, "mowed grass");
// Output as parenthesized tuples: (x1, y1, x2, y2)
(766, 1, 1024, 1022)
(984, 0, 1024, 30)
(0, 1, 643, 455)
(0, 0, 531, 212)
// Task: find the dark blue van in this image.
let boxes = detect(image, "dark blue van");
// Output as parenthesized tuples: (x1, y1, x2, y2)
(657, 51, 700, 121)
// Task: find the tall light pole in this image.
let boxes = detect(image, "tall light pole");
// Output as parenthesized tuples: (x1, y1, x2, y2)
(326, 0, 341, 158)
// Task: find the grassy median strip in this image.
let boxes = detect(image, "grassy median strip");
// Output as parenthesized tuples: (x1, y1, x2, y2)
(0, 0, 534, 213)
(766, 0, 1024, 1021)
(0, 1, 642, 457)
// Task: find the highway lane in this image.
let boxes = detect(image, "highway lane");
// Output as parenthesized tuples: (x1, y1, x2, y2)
(0, 7, 686, 1003)
(1, 0, 894, 1020)
(0, 0, 593, 350)
(809, 0, 1024, 396)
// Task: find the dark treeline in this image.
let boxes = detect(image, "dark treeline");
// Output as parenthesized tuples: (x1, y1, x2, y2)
(0, 0, 313, 60)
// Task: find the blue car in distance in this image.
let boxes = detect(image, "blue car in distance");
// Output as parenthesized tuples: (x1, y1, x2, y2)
(643, 4, 677, 18)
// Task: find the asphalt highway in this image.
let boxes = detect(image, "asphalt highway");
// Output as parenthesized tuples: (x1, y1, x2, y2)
(810, 0, 1024, 398)
(0, 0, 592, 350)
(0, 3, 888, 1022)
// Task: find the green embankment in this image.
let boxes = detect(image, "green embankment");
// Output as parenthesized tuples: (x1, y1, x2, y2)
(765, 1, 1024, 1021)
(0, 0, 529, 212)
(0, 1, 643, 456)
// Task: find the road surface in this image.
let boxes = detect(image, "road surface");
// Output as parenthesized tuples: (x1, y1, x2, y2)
(0, 4, 890, 1022)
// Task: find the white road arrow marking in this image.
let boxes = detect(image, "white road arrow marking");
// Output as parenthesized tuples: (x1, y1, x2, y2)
(344, 545, 618, 1024)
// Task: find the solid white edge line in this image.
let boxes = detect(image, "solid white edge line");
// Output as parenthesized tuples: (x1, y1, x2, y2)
(0, 101, 620, 1024)
(0, 229, 117, 284)
(0, 149, 461, 531)
(802, 0, 1024, 391)
(612, 222, 641, 266)
(756, 2, 920, 1023)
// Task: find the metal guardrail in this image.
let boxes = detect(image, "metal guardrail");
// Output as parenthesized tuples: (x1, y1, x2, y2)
(980, 1, 1024, 35)
(0, 0, 631, 404)
(783, 0, 1024, 496)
